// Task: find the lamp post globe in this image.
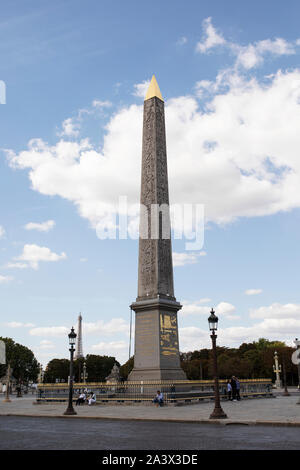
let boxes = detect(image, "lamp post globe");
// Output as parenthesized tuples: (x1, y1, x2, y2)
(68, 327, 76, 347)
(208, 308, 228, 420)
(208, 308, 218, 332)
(64, 327, 77, 416)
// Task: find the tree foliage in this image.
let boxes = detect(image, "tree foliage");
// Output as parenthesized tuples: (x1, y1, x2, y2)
(180, 338, 299, 385)
(44, 355, 120, 383)
(43, 337, 299, 385)
(85, 355, 119, 382)
(0, 337, 39, 383)
(120, 356, 134, 380)
(43, 358, 70, 383)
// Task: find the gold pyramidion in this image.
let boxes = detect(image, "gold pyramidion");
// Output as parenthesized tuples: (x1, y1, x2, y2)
(145, 75, 164, 102)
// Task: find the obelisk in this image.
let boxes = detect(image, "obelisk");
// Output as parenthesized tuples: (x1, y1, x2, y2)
(75, 313, 84, 360)
(128, 75, 186, 381)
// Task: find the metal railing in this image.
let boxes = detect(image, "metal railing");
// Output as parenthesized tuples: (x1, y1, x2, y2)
(36, 378, 273, 404)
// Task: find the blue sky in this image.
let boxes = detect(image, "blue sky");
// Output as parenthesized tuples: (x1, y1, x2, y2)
(1, 0, 300, 366)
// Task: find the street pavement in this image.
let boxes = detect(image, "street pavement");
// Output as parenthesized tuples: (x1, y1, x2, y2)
(0, 415, 300, 449)
(1, 393, 300, 426)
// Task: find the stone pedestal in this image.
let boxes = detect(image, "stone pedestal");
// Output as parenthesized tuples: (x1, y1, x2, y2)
(275, 380, 282, 388)
(128, 298, 186, 381)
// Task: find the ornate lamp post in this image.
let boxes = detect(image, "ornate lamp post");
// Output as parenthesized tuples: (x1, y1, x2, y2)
(64, 327, 77, 416)
(3, 363, 11, 403)
(294, 339, 300, 390)
(208, 309, 228, 419)
(273, 351, 282, 388)
(38, 363, 44, 384)
(292, 339, 300, 405)
(82, 361, 87, 383)
(282, 356, 290, 397)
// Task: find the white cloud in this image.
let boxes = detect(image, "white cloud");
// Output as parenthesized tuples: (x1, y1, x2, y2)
(181, 302, 211, 317)
(59, 118, 80, 137)
(215, 302, 236, 315)
(6, 48, 300, 233)
(181, 300, 237, 320)
(80, 257, 88, 262)
(24, 220, 55, 232)
(29, 326, 69, 337)
(14, 244, 67, 270)
(5, 321, 35, 328)
(0, 275, 13, 283)
(133, 80, 150, 98)
(196, 17, 226, 53)
(225, 315, 241, 320)
(0, 226, 5, 239)
(179, 314, 300, 352)
(92, 100, 112, 109)
(218, 318, 300, 346)
(38, 340, 55, 350)
(234, 38, 296, 70)
(250, 302, 300, 319)
(5, 262, 28, 269)
(91, 340, 128, 363)
(83, 318, 129, 336)
(196, 18, 298, 70)
(245, 288, 263, 296)
(192, 297, 211, 304)
(29, 318, 129, 338)
(179, 326, 210, 351)
(173, 251, 206, 267)
(58, 101, 112, 140)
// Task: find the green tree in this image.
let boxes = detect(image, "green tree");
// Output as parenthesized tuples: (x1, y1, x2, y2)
(85, 355, 120, 382)
(0, 337, 39, 384)
(120, 356, 134, 380)
(238, 342, 256, 355)
(43, 359, 70, 383)
(217, 353, 251, 379)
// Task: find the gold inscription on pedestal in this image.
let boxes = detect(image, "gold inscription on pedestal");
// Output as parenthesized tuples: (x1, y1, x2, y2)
(160, 312, 178, 356)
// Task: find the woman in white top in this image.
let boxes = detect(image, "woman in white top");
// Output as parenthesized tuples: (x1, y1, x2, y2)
(88, 393, 96, 405)
(227, 380, 232, 401)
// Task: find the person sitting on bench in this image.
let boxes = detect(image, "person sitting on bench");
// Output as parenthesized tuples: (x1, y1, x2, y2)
(76, 392, 86, 406)
(153, 390, 164, 407)
(88, 392, 96, 406)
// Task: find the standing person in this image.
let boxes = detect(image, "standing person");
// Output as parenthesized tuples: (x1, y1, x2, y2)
(235, 377, 241, 401)
(227, 380, 232, 401)
(231, 376, 237, 401)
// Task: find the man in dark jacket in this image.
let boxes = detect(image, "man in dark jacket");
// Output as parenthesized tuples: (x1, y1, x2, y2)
(234, 377, 241, 401)
(230, 376, 237, 401)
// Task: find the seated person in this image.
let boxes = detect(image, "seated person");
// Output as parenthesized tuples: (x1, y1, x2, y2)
(153, 390, 164, 407)
(76, 392, 86, 406)
(88, 393, 96, 406)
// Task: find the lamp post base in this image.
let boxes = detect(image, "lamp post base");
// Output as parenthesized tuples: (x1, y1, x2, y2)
(63, 406, 77, 416)
(3, 398, 11, 403)
(209, 406, 228, 419)
(282, 390, 290, 397)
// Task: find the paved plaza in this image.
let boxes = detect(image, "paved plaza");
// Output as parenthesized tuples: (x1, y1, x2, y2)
(1, 393, 300, 426)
